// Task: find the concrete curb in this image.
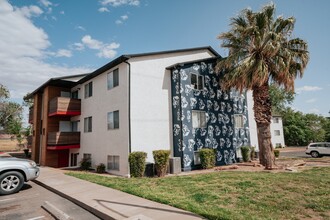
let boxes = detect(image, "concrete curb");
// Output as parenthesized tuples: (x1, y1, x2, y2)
(33, 179, 114, 220)
(42, 201, 72, 220)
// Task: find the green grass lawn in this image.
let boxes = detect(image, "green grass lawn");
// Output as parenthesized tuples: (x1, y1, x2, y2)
(67, 167, 330, 220)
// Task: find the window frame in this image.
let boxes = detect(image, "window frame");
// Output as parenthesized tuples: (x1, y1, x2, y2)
(107, 155, 120, 171)
(192, 110, 206, 128)
(84, 82, 93, 98)
(273, 117, 280, 123)
(274, 130, 281, 136)
(107, 68, 119, 90)
(84, 116, 92, 133)
(107, 110, 119, 130)
(191, 73, 204, 90)
(234, 114, 244, 128)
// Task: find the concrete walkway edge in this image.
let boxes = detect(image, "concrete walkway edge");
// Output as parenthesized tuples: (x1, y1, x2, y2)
(34, 179, 113, 220)
(33, 167, 203, 220)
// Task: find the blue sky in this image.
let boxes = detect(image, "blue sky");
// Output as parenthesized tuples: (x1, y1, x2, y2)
(1, 0, 330, 117)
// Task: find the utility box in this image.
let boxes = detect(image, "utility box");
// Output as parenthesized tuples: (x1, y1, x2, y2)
(169, 157, 181, 174)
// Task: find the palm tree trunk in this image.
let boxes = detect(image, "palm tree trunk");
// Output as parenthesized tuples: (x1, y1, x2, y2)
(253, 84, 275, 169)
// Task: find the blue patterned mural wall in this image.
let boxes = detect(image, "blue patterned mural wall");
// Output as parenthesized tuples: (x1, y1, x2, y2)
(171, 58, 250, 171)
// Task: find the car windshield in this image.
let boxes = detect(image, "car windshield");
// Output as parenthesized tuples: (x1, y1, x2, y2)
(0, 152, 12, 158)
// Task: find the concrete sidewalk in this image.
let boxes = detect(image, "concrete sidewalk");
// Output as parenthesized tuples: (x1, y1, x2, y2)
(34, 167, 204, 220)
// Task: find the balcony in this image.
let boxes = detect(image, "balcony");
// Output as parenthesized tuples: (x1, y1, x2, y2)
(28, 107, 33, 124)
(49, 97, 81, 117)
(47, 132, 80, 150)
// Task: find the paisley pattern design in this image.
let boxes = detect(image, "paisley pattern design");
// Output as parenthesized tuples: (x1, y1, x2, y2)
(171, 59, 250, 170)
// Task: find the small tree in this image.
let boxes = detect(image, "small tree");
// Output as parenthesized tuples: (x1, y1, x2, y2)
(129, 151, 147, 177)
(240, 146, 250, 162)
(199, 149, 216, 169)
(153, 150, 170, 177)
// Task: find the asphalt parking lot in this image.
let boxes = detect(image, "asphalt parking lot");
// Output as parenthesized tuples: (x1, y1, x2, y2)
(0, 181, 99, 220)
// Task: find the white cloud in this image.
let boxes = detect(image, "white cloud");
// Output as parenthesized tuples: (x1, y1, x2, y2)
(0, 0, 91, 100)
(97, 43, 120, 58)
(76, 25, 86, 31)
(116, 14, 128, 24)
(55, 49, 72, 57)
(16, 5, 43, 18)
(39, 0, 52, 7)
(115, 19, 123, 24)
(60, 11, 64, 14)
(82, 35, 103, 49)
(72, 42, 85, 51)
(79, 35, 120, 58)
(100, 0, 140, 7)
(121, 15, 128, 20)
(98, 7, 110, 12)
(296, 86, 322, 93)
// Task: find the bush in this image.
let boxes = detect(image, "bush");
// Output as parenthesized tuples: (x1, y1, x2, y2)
(153, 150, 170, 177)
(240, 146, 250, 162)
(129, 151, 147, 177)
(96, 163, 106, 173)
(80, 158, 91, 170)
(250, 146, 256, 160)
(274, 149, 280, 158)
(199, 148, 216, 169)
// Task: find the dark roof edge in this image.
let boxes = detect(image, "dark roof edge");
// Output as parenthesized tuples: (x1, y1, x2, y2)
(78, 46, 220, 84)
(125, 46, 220, 58)
(78, 55, 129, 84)
(27, 73, 89, 99)
(166, 56, 222, 70)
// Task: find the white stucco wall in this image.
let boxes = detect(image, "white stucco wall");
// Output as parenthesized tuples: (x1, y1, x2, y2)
(246, 90, 259, 151)
(246, 92, 286, 150)
(74, 63, 130, 176)
(129, 50, 216, 163)
(270, 117, 285, 147)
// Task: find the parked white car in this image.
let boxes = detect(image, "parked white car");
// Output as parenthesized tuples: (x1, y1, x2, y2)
(305, 142, 330, 158)
(0, 156, 40, 195)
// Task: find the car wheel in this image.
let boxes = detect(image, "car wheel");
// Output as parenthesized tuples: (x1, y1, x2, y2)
(310, 151, 319, 158)
(0, 171, 24, 195)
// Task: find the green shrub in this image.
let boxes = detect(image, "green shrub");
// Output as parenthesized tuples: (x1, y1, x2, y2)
(240, 146, 250, 162)
(129, 151, 147, 178)
(153, 150, 170, 177)
(96, 163, 106, 173)
(80, 158, 91, 170)
(199, 148, 216, 169)
(250, 146, 256, 160)
(274, 149, 280, 158)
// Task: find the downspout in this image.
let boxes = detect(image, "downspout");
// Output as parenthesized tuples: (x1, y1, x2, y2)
(124, 61, 131, 153)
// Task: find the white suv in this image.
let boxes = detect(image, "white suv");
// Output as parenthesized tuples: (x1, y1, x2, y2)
(305, 142, 330, 158)
(0, 155, 40, 195)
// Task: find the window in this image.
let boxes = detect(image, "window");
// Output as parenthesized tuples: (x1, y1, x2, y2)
(234, 114, 244, 128)
(71, 90, 79, 99)
(191, 73, 204, 90)
(274, 130, 280, 136)
(84, 82, 93, 98)
(71, 121, 79, 132)
(107, 68, 119, 90)
(273, 117, 279, 123)
(192, 111, 206, 128)
(107, 111, 119, 130)
(83, 153, 91, 163)
(107, 155, 120, 171)
(84, 117, 92, 132)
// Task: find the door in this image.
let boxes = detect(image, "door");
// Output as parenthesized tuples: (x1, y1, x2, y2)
(58, 150, 69, 167)
(70, 153, 78, 166)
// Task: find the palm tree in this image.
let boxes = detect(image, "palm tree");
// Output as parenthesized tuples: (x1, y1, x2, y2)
(216, 4, 309, 169)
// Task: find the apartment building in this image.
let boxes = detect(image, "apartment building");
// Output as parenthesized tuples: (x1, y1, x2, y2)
(28, 46, 284, 176)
